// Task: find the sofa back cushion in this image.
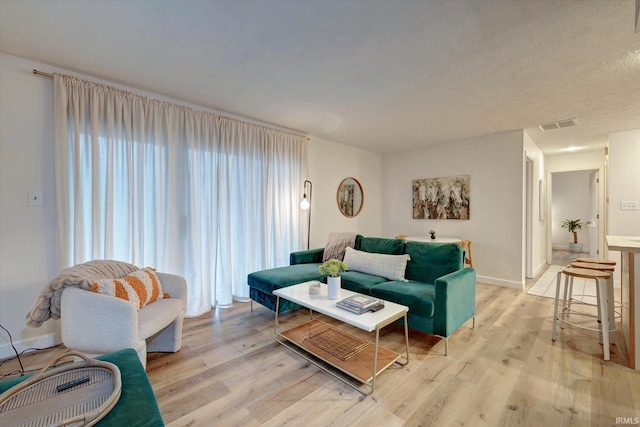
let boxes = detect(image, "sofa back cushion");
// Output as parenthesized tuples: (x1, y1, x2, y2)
(403, 242, 463, 284)
(355, 235, 405, 255)
(343, 247, 411, 281)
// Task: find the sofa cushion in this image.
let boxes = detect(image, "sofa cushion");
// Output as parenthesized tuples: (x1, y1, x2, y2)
(248, 263, 322, 294)
(343, 247, 410, 281)
(340, 271, 390, 294)
(356, 236, 405, 255)
(137, 297, 184, 340)
(91, 267, 167, 309)
(403, 242, 463, 284)
(371, 280, 436, 318)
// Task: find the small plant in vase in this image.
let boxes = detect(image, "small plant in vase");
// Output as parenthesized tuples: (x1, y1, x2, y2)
(318, 259, 348, 300)
(560, 218, 585, 253)
(318, 259, 348, 277)
(429, 229, 437, 240)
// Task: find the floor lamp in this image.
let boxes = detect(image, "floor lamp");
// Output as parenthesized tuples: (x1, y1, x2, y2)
(300, 180, 312, 250)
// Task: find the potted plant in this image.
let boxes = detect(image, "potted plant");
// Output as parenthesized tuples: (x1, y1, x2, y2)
(560, 218, 585, 253)
(318, 259, 348, 300)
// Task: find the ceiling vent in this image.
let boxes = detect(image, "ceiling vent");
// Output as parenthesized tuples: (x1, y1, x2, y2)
(538, 118, 578, 131)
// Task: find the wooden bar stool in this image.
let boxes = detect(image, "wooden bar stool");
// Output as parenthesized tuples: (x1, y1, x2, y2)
(575, 258, 618, 315)
(552, 266, 613, 360)
(575, 257, 616, 265)
(574, 258, 617, 308)
(569, 261, 617, 344)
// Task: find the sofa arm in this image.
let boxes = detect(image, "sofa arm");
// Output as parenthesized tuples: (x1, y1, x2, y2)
(157, 272, 187, 305)
(61, 287, 142, 353)
(290, 248, 324, 265)
(433, 268, 476, 337)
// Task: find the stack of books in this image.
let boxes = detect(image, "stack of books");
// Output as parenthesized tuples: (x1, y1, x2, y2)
(336, 293, 384, 314)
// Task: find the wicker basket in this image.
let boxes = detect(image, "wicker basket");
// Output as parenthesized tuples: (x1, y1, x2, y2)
(0, 351, 121, 427)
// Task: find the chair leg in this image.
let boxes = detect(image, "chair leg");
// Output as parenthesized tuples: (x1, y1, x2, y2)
(552, 270, 562, 341)
(560, 276, 573, 329)
(444, 337, 448, 356)
(566, 276, 574, 314)
(606, 276, 616, 345)
(560, 273, 570, 329)
(595, 280, 604, 344)
(597, 277, 611, 361)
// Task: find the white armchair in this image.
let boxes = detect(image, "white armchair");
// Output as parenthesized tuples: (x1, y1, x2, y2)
(60, 272, 187, 369)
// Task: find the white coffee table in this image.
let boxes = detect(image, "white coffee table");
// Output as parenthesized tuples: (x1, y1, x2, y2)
(273, 281, 409, 395)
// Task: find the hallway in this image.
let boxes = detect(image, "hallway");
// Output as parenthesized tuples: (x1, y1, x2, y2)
(550, 249, 589, 266)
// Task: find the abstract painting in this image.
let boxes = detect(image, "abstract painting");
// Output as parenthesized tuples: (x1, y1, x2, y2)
(412, 175, 470, 220)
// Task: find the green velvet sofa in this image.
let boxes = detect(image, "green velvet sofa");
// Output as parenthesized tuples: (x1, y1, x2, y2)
(248, 235, 476, 353)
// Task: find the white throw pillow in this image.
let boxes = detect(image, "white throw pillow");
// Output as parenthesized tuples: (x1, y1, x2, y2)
(343, 247, 410, 282)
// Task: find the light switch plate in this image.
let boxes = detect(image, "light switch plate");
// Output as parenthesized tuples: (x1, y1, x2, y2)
(28, 190, 43, 206)
(620, 201, 639, 210)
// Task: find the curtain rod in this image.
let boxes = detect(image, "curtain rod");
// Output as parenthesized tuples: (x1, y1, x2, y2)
(33, 69, 53, 79)
(31, 68, 309, 140)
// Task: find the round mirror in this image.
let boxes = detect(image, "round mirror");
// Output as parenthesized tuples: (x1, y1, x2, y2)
(337, 177, 364, 217)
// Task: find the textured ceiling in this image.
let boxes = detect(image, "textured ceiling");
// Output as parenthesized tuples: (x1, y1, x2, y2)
(1, 0, 639, 154)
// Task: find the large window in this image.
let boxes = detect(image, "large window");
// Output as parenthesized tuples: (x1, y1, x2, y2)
(54, 74, 307, 316)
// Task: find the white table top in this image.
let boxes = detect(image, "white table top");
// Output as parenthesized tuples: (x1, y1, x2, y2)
(607, 235, 640, 253)
(404, 236, 461, 243)
(273, 281, 408, 332)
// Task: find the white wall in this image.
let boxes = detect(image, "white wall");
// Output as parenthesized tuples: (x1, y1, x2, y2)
(551, 170, 592, 250)
(307, 137, 382, 248)
(0, 52, 383, 357)
(0, 53, 61, 359)
(381, 130, 526, 288)
(607, 129, 640, 282)
(608, 129, 640, 236)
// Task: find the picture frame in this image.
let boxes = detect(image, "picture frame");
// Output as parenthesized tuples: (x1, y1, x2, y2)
(412, 175, 470, 220)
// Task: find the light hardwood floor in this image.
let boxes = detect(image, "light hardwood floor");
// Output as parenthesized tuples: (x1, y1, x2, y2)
(3, 275, 639, 426)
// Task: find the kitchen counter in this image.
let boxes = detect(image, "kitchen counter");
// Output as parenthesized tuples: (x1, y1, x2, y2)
(606, 235, 640, 370)
(606, 235, 640, 253)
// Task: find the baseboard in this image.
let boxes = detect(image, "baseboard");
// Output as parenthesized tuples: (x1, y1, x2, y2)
(532, 261, 547, 278)
(0, 332, 61, 361)
(476, 275, 524, 290)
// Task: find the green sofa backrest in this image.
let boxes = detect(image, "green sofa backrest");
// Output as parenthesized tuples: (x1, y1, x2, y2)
(354, 235, 405, 255)
(350, 236, 462, 284)
(403, 242, 463, 284)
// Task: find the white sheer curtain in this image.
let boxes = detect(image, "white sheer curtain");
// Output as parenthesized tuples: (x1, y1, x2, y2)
(53, 74, 307, 316)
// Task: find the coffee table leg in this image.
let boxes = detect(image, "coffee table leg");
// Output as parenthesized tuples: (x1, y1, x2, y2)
(371, 327, 380, 393)
(274, 296, 280, 332)
(401, 313, 410, 365)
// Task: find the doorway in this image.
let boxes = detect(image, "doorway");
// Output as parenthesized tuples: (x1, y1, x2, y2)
(549, 169, 599, 265)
